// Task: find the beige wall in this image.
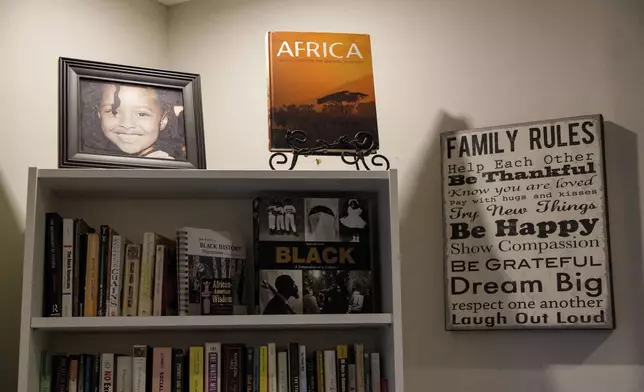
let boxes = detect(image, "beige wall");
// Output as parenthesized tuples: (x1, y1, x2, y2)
(2, 0, 644, 390)
(168, 0, 644, 391)
(0, 0, 168, 389)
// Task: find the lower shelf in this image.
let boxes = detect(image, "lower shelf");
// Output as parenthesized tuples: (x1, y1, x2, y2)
(31, 313, 393, 332)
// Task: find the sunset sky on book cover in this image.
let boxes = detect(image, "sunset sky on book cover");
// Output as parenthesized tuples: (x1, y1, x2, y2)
(268, 32, 379, 152)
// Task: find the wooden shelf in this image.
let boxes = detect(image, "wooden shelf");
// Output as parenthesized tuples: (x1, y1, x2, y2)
(31, 314, 393, 332)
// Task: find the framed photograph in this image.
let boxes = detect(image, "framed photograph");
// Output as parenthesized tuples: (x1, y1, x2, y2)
(59, 57, 206, 169)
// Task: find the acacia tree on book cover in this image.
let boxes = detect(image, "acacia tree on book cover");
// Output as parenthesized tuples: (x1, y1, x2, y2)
(267, 32, 379, 152)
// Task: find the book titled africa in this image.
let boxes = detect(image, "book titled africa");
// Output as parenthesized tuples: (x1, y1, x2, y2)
(253, 196, 377, 315)
(267, 31, 379, 153)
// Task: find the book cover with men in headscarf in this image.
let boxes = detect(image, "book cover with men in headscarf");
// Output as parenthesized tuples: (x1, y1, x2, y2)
(254, 197, 376, 314)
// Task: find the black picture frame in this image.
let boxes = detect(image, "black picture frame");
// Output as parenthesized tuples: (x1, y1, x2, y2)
(59, 57, 206, 169)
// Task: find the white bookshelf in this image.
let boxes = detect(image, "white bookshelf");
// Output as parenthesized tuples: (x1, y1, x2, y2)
(18, 168, 403, 392)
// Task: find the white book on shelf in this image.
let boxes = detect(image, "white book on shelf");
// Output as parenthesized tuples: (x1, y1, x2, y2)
(324, 350, 337, 392)
(354, 344, 365, 392)
(116, 356, 132, 392)
(133, 346, 148, 392)
(277, 351, 287, 392)
(268, 343, 277, 392)
(370, 353, 380, 392)
(61, 218, 74, 317)
(205, 342, 221, 392)
(122, 244, 141, 317)
(108, 234, 123, 317)
(101, 353, 115, 392)
(152, 245, 166, 316)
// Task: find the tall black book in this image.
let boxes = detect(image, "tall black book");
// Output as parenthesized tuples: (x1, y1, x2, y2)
(53, 354, 69, 392)
(171, 348, 185, 392)
(97, 225, 112, 316)
(245, 346, 254, 392)
(307, 356, 316, 392)
(337, 346, 348, 392)
(222, 344, 244, 392)
(74, 220, 92, 317)
(288, 343, 300, 392)
(44, 213, 63, 317)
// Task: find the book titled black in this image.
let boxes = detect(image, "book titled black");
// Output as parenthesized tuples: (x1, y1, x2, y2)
(245, 346, 254, 392)
(254, 197, 376, 315)
(53, 354, 68, 392)
(172, 348, 185, 392)
(74, 221, 93, 317)
(44, 213, 63, 317)
(222, 344, 244, 392)
(97, 225, 113, 316)
(307, 356, 316, 392)
(288, 343, 300, 392)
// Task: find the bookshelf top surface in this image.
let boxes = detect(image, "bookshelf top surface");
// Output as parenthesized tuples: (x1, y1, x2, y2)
(31, 314, 393, 332)
(35, 168, 393, 198)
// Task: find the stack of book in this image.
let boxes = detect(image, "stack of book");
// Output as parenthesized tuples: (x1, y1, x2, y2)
(41, 342, 385, 392)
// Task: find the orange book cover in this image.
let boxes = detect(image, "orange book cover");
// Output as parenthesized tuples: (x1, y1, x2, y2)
(267, 31, 379, 153)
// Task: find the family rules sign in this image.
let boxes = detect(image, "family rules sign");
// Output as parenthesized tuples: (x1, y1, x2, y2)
(441, 115, 614, 330)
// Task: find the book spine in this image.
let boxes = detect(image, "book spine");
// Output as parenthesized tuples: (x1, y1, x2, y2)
(153, 245, 166, 316)
(53, 354, 68, 392)
(77, 232, 90, 317)
(69, 356, 79, 392)
(84, 355, 93, 392)
(277, 352, 287, 392)
(189, 346, 204, 392)
(44, 213, 62, 317)
(267, 343, 277, 392)
(306, 357, 316, 392)
(108, 234, 123, 316)
(84, 233, 99, 317)
(253, 347, 260, 392)
(97, 226, 110, 316)
(354, 345, 364, 392)
(79, 352, 84, 392)
(72, 221, 81, 317)
(171, 349, 185, 392)
(205, 343, 221, 392)
(299, 345, 307, 392)
(347, 347, 356, 392)
(176, 230, 190, 316)
(93, 354, 101, 392)
(153, 348, 172, 392)
(138, 233, 156, 316)
(259, 346, 268, 392)
(362, 355, 370, 392)
(40, 352, 52, 392)
(369, 354, 379, 392)
(163, 246, 178, 316)
(61, 218, 74, 317)
(123, 244, 141, 316)
(116, 356, 133, 392)
(101, 353, 115, 392)
(223, 345, 243, 392)
(336, 346, 348, 392)
(380, 380, 386, 392)
(288, 343, 300, 392)
(246, 346, 254, 392)
(133, 346, 149, 392)
(323, 351, 336, 392)
(315, 351, 324, 392)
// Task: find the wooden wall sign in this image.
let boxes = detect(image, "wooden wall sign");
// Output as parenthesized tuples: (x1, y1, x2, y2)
(441, 114, 614, 330)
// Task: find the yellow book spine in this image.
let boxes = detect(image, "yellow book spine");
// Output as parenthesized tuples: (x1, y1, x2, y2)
(260, 345, 268, 392)
(336, 345, 348, 360)
(190, 346, 204, 392)
(84, 233, 99, 317)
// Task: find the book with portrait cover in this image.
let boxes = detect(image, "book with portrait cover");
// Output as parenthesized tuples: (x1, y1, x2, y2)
(253, 197, 376, 315)
(267, 32, 379, 153)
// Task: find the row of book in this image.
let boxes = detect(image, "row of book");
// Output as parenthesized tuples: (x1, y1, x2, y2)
(44, 195, 378, 317)
(43, 214, 182, 317)
(43, 214, 248, 318)
(41, 343, 385, 392)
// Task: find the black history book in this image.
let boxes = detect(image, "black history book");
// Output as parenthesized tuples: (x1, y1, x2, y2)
(253, 197, 376, 315)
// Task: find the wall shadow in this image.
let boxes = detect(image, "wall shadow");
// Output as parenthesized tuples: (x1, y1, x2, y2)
(0, 170, 24, 392)
(400, 114, 643, 391)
